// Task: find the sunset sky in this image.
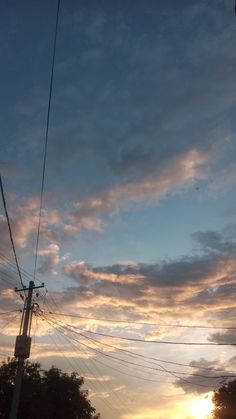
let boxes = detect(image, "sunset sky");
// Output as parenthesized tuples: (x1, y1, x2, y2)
(1, 1, 236, 418)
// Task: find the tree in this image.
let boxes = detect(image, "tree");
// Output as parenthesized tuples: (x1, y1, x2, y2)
(0, 358, 100, 419)
(212, 379, 236, 419)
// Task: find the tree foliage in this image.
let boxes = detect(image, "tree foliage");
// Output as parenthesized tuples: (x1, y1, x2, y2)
(0, 358, 100, 419)
(212, 379, 236, 419)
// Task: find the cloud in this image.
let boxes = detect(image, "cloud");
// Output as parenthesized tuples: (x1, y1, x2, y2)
(0, 195, 74, 276)
(63, 252, 232, 292)
(0, 288, 21, 311)
(175, 358, 236, 394)
(192, 225, 236, 256)
(208, 330, 236, 346)
(0, 207, 37, 250)
(2, 209, 236, 334)
(56, 222, 236, 337)
(37, 243, 67, 276)
(207, 163, 236, 194)
(63, 261, 145, 285)
(0, 163, 25, 180)
(0, 191, 100, 272)
(1, 3, 236, 417)
(85, 13, 107, 42)
(186, 282, 236, 308)
(59, 255, 228, 330)
(8, 0, 235, 208)
(0, 195, 55, 249)
(69, 148, 209, 227)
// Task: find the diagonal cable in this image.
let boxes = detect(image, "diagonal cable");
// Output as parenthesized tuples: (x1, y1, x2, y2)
(0, 174, 26, 293)
(33, 0, 61, 278)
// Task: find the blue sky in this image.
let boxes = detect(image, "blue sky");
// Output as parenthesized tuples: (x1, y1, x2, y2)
(1, 1, 236, 418)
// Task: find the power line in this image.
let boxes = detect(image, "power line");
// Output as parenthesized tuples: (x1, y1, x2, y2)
(84, 330, 236, 346)
(80, 328, 236, 374)
(41, 311, 236, 375)
(43, 315, 177, 386)
(65, 335, 177, 386)
(1, 312, 22, 334)
(0, 310, 21, 316)
(0, 253, 31, 279)
(45, 317, 213, 389)
(59, 330, 127, 410)
(44, 313, 236, 381)
(0, 271, 19, 288)
(0, 261, 22, 281)
(33, 0, 61, 279)
(0, 251, 44, 286)
(63, 323, 234, 375)
(40, 301, 127, 409)
(42, 311, 224, 372)
(0, 175, 26, 293)
(0, 262, 27, 288)
(44, 310, 236, 331)
(88, 355, 177, 385)
(43, 317, 124, 412)
(43, 316, 236, 346)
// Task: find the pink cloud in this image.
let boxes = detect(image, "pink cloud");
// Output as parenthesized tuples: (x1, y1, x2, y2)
(70, 149, 209, 227)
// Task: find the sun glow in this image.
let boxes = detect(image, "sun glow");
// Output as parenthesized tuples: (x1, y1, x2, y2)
(188, 393, 214, 419)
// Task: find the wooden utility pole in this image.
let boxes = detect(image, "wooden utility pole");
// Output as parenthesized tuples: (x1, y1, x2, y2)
(10, 280, 44, 419)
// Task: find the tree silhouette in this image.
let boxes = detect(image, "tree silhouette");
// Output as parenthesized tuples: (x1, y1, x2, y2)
(0, 358, 100, 419)
(212, 379, 236, 419)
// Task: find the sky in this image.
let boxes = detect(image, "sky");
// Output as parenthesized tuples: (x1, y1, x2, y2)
(0, 0, 236, 418)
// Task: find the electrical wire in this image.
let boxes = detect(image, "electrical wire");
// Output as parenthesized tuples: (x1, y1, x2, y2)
(49, 320, 211, 388)
(0, 264, 21, 282)
(33, 0, 61, 279)
(42, 297, 129, 405)
(40, 309, 236, 377)
(39, 320, 117, 415)
(57, 329, 127, 409)
(0, 175, 26, 293)
(42, 312, 236, 392)
(42, 311, 236, 373)
(83, 331, 236, 346)
(65, 326, 236, 379)
(43, 316, 236, 346)
(44, 317, 122, 413)
(0, 312, 21, 334)
(0, 271, 19, 288)
(43, 314, 177, 386)
(0, 253, 31, 280)
(0, 251, 44, 286)
(87, 355, 178, 385)
(0, 310, 21, 316)
(43, 310, 236, 330)
(60, 329, 175, 386)
(44, 313, 236, 381)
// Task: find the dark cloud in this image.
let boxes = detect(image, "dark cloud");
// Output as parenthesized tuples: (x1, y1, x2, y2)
(37, 255, 58, 276)
(186, 283, 236, 307)
(59, 223, 236, 328)
(208, 330, 236, 346)
(5, 0, 235, 203)
(193, 227, 236, 256)
(208, 307, 236, 326)
(135, 256, 221, 287)
(63, 253, 229, 289)
(175, 358, 236, 394)
(60, 256, 226, 325)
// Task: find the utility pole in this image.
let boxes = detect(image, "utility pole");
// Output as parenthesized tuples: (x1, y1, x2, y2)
(10, 280, 44, 419)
